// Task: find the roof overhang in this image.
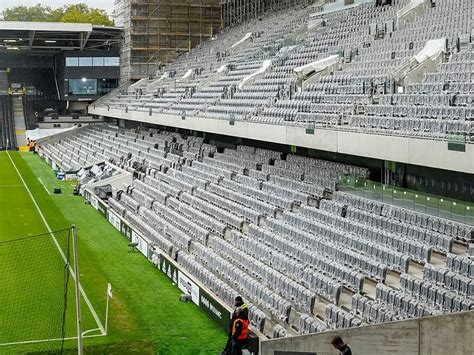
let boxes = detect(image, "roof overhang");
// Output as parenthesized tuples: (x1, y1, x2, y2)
(0, 21, 122, 52)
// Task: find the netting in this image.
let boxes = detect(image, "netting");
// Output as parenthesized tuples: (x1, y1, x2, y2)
(0, 228, 76, 353)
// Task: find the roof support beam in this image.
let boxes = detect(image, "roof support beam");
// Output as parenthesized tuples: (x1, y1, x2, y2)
(28, 30, 35, 48)
(80, 31, 92, 50)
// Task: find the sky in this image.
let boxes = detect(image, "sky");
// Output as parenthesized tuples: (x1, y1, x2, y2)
(0, 0, 115, 13)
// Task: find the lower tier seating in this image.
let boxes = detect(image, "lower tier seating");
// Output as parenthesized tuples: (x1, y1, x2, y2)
(38, 124, 474, 338)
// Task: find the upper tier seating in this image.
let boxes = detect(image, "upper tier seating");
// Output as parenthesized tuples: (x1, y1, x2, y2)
(95, 0, 473, 142)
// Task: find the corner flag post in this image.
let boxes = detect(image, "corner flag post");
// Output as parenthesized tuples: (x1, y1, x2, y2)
(105, 283, 113, 335)
(72, 225, 83, 354)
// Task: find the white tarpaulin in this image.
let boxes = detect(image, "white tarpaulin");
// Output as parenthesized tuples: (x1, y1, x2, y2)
(178, 69, 193, 81)
(238, 59, 272, 90)
(217, 64, 228, 73)
(159, 72, 169, 80)
(230, 32, 252, 49)
(294, 54, 339, 80)
(26, 127, 76, 141)
(414, 38, 446, 63)
(129, 77, 147, 90)
(397, 0, 427, 19)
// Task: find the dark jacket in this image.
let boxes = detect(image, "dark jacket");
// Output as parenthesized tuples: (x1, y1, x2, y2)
(340, 345, 352, 355)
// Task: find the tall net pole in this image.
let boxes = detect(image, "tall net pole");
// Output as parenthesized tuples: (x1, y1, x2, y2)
(0, 228, 73, 353)
(72, 225, 83, 355)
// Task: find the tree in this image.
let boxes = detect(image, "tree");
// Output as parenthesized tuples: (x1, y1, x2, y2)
(61, 4, 114, 26)
(1, 3, 114, 26)
(2, 4, 55, 22)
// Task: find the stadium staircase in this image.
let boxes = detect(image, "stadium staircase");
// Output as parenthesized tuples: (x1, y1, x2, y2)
(0, 97, 17, 150)
(0, 70, 8, 96)
(0, 70, 17, 150)
(12, 96, 27, 147)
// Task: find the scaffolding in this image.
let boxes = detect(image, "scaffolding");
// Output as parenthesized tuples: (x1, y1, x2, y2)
(219, 0, 314, 28)
(115, 0, 221, 81)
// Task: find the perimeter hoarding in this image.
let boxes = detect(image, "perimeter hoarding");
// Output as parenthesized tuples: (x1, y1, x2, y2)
(84, 189, 232, 333)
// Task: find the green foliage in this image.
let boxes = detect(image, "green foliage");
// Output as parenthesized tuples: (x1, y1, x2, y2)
(59, 4, 114, 26)
(1, 4, 56, 22)
(1, 3, 114, 26)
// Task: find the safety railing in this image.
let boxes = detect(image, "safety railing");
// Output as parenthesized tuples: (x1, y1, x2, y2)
(339, 176, 474, 226)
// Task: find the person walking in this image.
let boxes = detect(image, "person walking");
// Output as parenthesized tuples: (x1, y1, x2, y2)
(233, 296, 248, 319)
(222, 296, 248, 354)
(230, 306, 249, 355)
(331, 336, 352, 355)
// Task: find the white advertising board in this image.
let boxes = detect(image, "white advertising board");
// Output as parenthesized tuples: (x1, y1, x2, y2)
(178, 270, 200, 305)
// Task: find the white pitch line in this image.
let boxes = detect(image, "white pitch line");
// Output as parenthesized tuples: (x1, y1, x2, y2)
(6, 151, 105, 335)
(0, 333, 104, 347)
(37, 178, 51, 194)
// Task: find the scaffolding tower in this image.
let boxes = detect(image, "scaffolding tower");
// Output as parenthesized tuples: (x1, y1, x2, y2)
(115, 0, 221, 81)
(219, 0, 314, 28)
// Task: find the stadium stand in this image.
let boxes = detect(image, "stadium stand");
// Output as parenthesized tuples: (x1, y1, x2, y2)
(92, 0, 473, 141)
(37, 124, 474, 338)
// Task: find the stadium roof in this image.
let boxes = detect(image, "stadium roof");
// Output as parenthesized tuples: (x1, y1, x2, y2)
(0, 21, 122, 52)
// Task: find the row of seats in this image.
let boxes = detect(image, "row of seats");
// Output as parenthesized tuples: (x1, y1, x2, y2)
(37, 124, 473, 340)
(95, 0, 474, 141)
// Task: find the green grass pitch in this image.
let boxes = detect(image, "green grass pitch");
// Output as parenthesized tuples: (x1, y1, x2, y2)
(0, 151, 226, 354)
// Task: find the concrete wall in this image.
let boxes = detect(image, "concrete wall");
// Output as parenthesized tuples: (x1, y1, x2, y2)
(36, 124, 91, 145)
(88, 106, 474, 174)
(261, 311, 474, 355)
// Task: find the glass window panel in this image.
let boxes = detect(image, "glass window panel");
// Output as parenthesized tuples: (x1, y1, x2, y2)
(78, 57, 93, 66)
(382, 185, 393, 204)
(92, 57, 104, 66)
(68, 79, 97, 95)
(104, 57, 120, 66)
(414, 193, 426, 213)
(392, 189, 404, 208)
(451, 201, 466, 224)
(438, 198, 452, 220)
(97, 78, 119, 95)
(466, 205, 474, 226)
(372, 182, 383, 202)
(403, 190, 415, 210)
(65, 57, 78, 66)
(425, 196, 439, 217)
